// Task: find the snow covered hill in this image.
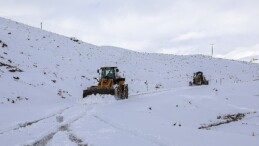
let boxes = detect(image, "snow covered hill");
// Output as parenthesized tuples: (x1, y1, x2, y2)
(239, 55, 259, 64)
(1, 17, 259, 146)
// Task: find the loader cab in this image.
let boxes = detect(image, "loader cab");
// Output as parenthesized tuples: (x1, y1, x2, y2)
(98, 67, 119, 80)
(196, 71, 203, 76)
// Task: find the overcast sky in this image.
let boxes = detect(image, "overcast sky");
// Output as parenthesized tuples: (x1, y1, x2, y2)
(1, 0, 259, 59)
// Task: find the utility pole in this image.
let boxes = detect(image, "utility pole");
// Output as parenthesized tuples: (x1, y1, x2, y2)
(40, 22, 42, 30)
(211, 43, 214, 57)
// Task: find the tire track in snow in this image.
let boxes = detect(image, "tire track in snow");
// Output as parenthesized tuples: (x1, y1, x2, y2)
(68, 133, 88, 146)
(93, 114, 169, 146)
(0, 106, 71, 135)
(24, 106, 91, 146)
(26, 125, 88, 146)
(129, 86, 193, 98)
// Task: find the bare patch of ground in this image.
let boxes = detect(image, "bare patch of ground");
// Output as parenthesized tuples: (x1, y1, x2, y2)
(199, 112, 256, 130)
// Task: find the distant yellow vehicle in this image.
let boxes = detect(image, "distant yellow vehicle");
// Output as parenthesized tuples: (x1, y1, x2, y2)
(83, 67, 128, 99)
(189, 71, 209, 86)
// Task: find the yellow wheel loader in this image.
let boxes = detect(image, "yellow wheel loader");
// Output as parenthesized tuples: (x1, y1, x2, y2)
(83, 67, 128, 99)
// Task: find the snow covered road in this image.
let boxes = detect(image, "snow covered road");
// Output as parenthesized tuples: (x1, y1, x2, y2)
(2, 82, 258, 146)
(71, 83, 259, 146)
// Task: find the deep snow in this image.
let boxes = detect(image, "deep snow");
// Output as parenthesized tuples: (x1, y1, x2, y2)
(1, 17, 259, 146)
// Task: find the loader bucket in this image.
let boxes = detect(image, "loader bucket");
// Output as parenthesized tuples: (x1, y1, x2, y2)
(83, 86, 115, 98)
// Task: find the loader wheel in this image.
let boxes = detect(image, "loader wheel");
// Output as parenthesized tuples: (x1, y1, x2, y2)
(119, 85, 125, 100)
(204, 80, 209, 85)
(124, 85, 128, 99)
(115, 86, 122, 100)
(114, 85, 128, 100)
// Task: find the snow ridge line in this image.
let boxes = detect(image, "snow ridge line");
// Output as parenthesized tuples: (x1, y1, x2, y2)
(0, 106, 71, 135)
(93, 114, 169, 146)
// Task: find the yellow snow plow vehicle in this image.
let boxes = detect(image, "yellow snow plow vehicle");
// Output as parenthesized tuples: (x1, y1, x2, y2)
(83, 67, 128, 99)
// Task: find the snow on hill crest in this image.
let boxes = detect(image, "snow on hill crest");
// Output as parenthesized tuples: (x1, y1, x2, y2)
(1, 17, 259, 146)
(239, 55, 259, 64)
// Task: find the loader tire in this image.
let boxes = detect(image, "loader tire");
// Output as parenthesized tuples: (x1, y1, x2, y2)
(124, 85, 128, 99)
(114, 85, 128, 100)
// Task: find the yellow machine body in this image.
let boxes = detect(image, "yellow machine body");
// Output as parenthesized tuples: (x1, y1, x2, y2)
(83, 67, 128, 99)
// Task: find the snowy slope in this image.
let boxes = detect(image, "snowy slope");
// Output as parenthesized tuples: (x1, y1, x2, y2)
(1, 17, 259, 146)
(239, 55, 259, 64)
